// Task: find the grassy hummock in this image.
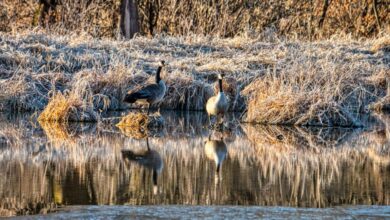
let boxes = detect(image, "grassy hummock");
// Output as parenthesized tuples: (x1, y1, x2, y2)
(38, 92, 99, 123)
(0, 31, 389, 127)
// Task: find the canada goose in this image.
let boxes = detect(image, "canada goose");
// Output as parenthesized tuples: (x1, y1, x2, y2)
(121, 138, 163, 195)
(124, 61, 167, 114)
(206, 73, 229, 126)
(204, 134, 227, 177)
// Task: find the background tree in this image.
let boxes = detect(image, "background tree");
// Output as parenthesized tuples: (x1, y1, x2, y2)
(120, 0, 140, 39)
(38, 0, 59, 26)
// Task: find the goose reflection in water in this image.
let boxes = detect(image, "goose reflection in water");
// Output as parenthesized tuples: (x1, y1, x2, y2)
(121, 138, 164, 195)
(204, 132, 228, 184)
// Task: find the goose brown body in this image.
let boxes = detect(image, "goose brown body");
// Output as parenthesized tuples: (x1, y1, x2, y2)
(124, 61, 166, 113)
(206, 74, 229, 124)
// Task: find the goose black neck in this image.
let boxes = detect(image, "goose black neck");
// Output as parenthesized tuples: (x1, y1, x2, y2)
(153, 170, 158, 185)
(155, 66, 162, 83)
(218, 78, 223, 92)
(146, 138, 151, 151)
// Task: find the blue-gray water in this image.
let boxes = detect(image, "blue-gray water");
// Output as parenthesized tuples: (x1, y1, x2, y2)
(0, 111, 389, 218)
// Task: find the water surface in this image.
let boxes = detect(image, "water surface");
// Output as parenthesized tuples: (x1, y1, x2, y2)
(0, 111, 389, 216)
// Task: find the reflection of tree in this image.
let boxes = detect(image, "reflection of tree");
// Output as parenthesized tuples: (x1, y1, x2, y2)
(0, 114, 389, 215)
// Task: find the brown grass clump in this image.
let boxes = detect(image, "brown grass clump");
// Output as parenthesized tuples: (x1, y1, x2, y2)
(116, 113, 164, 138)
(163, 73, 213, 111)
(38, 92, 99, 122)
(244, 79, 363, 127)
(369, 95, 390, 112)
(371, 37, 390, 53)
(39, 121, 97, 146)
(0, 72, 68, 111)
(39, 121, 72, 142)
(242, 37, 389, 127)
(368, 74, 390, 112)
(116, 113, 164, 139)
(70, 68, 133, 111)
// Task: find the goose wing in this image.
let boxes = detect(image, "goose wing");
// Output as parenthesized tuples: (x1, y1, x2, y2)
(134, 84, 161, 98)
(124, 83, 161, 103)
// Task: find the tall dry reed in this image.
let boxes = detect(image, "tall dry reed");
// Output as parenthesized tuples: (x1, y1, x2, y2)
(1, 0, 388, 39)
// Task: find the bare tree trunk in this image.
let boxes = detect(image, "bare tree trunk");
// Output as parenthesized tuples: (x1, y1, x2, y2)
(147, 0, 160, 36)
(39, 0, 58, 27)
(373, 0, 381, 29)
(120, 0, 140, 39)
(318, 0, 331, 28)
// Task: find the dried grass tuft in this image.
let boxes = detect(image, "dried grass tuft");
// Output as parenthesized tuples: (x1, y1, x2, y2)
(116, 112, 164, 128)
(116, 112, 164, 139)
(163, 74, 213, 111)
(242, 38, 389, 127)
(371, 37, 390, 53)
(369, 95, 390, 112)
(39, 121, 73, 142)
(244, 79, 364, 127)
(368, 72, 390, 112)
(38, 92, 99, 122)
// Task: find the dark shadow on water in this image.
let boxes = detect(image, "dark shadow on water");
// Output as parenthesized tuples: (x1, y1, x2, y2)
(0, 111, 389, 216)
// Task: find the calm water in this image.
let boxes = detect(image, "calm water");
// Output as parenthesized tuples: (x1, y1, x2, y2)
(0, 111, 389, 217)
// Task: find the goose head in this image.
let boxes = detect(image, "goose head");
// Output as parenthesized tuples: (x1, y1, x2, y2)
(156, 60, 166, 83)
(217, 73, 225, 80)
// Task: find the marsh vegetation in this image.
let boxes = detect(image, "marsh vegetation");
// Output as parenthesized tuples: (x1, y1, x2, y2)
(0, 31, 388, 126)
(0, 1, 389, 218)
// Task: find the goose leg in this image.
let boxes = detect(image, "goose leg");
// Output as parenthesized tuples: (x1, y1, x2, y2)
(147, 103, 150, 115)
(146, 138, 150, 151)
(208, 114, 212, 129)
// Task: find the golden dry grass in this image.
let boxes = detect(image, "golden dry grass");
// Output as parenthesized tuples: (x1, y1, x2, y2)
(163, 74, 213, 111)
(39, 121, 73, 142)
(116, 112, 164, 139)
(369, 95, 390, 112)
(38, 92, 99, 122)
(0, 31, 389, 126)
(1, 0, 388, 39)
(369, 75, 390, 112)
(371, 37, 390, 53)
(242, 35, 390, 126)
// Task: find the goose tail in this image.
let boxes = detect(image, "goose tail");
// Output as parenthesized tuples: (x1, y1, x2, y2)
(123, 92, 139, 103)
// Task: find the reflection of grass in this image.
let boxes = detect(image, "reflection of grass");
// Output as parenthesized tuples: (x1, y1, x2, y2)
(39, 120, 97, 145)
(116, 113, 164, 139)
(39, 121, 73, 142)
(0, 118, 389, 215)
(117, 125, 148, 139)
